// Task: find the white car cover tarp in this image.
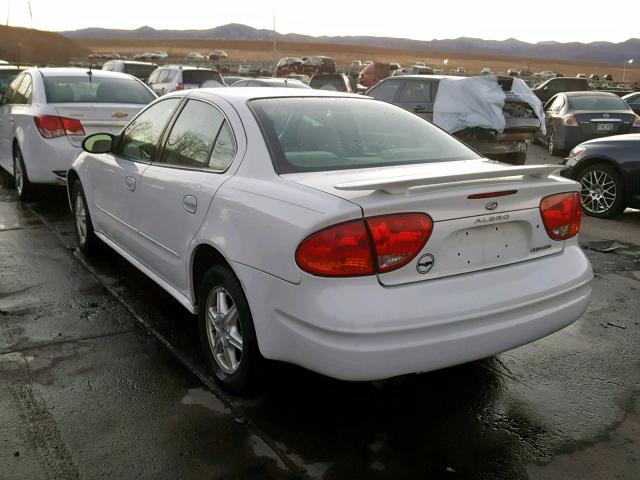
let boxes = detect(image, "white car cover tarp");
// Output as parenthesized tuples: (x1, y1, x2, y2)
(510, 77, 546, 135)
(433, 75, 546, 135)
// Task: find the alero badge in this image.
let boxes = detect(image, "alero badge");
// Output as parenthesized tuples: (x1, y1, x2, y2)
(416, 253, 435, 274)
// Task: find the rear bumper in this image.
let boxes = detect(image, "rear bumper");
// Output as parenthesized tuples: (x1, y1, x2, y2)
(21, 133, 79, 184)
(233, 244, 592, 381)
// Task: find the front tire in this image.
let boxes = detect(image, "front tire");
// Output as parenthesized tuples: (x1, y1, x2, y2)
(547, 128, 561, 156)
(71, 181, 100, 254)
(502, 150, 527, 165)
(198, 265, 262, 394)
(577, 163, 625, 218)
(13, 146, 35, 201)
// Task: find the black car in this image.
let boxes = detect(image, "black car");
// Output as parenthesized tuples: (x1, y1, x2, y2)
(535, 91, 640, 156)
(623, 92, 640, 115)
(532, 77, 588, 103)
(561, 134, 640, 218)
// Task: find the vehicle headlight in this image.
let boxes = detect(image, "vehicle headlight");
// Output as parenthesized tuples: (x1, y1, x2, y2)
(569, 146, 585, 157)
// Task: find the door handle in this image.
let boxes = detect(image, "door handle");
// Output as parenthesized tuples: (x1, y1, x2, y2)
(413, 106, 427, 113)
(183, 195, 197, 214)
(125, 176, 136, 191)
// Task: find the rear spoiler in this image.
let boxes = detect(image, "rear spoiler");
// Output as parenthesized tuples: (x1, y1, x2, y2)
(334, 164, 563, 195)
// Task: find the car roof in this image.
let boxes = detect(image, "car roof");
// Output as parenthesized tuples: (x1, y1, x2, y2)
(26, 67, 139, 79)
(0, 65, 26, 70)
(171, 87, 366, 105)
(158, 65, 219, 71)
(564, 91, 621, 97)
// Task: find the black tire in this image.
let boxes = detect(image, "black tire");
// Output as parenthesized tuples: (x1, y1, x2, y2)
(198, 265, 262, 394)
(13, 146, 35, 201)
(502, 150, 527, 165)
(71, 180, 100, 254)
(576, 163, 626, 219)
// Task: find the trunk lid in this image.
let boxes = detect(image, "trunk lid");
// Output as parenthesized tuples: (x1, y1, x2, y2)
(54, 103, 144, 146)
(283, 159, 579, 286)
(574, 110, 635, 136)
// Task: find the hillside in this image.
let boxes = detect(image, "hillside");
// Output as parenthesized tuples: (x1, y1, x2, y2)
(62, 23, 640, 65)
(0, 25, 89, 65)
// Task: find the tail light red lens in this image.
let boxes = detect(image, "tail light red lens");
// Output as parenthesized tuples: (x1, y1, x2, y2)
(539, 192, 582, 240)
(366, 214, 433, 273)
(34, 115, 85, 138)
(34, 115, 65, 138)
(562, 114, 577, 126)
(296, 213, 433, 277)
(295, 220, 374, 276)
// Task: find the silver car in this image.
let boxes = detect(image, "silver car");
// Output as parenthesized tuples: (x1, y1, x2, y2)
(147, 66, 225, 95)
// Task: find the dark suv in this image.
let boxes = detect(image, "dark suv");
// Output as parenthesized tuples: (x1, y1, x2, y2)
(302, 56, 336, 75)
(367, 75, 542, 165)
(532, 78, 589, 103)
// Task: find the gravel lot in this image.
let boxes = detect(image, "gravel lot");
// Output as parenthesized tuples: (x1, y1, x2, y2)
(1, 145, 638, 479)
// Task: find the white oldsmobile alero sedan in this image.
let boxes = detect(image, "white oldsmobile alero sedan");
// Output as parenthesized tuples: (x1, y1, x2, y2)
(67, 88, 593, 393)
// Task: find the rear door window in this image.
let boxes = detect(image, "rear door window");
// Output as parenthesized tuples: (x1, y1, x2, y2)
(3, 74, 25, 104)
(14, 74, 32, 104)
(117, 98, 181, 162)
(160, 99, 235, 170)
(398, 79, 435, 104)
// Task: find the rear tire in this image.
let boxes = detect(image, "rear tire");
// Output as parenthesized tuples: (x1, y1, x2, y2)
(547, 128, 561, 156)
(71, 181, 100, 255)
(577, 163, 625, 219)
(13, 146, 35, 202)
(198, 265, 263, 394)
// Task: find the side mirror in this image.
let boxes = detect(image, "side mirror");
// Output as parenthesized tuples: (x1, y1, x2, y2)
(82, 133, 114, 154)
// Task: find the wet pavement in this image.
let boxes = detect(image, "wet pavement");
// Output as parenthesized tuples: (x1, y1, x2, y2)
(1, 149, 639, 479)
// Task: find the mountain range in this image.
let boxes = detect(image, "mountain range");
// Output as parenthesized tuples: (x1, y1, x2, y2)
(61, 23, 640, 65)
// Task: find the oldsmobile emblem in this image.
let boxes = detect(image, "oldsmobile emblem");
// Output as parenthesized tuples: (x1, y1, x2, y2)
(112, 111, 128, 119)
(416, 253, 435, 274)
(485, 201, 498, 210)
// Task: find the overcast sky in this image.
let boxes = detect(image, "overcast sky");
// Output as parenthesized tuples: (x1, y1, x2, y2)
(2, 0, 638, 44)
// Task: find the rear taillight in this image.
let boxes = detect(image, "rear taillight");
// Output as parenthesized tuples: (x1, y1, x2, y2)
(539, 192, 582, 241)
(366, 214, 433, 273)
(633, 115, 640, 128)
(562, 114, 577, 126)
(295, 220, 374, 276)
(295, 213, 433, 277)
(175, 82, 185, 90)
(34, 115, 85, 139)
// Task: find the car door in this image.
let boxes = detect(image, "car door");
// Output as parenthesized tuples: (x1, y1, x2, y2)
(0, 74, 25, 171)
(395, 78, 437, 121)
(625, 94, 640, 115)
(135, 97, 240, 293)
(89, 97, 182, 256)
(542, 95, 564, 141)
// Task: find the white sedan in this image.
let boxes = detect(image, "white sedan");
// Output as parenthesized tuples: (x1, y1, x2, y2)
(67, 88, 593, 393)
(0, 67, 156, 200)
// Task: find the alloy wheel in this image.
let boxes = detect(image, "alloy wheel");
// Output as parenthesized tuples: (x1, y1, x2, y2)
(75, 193, 87, 244)
(580, 170, 617, 214)
(548, 132, 555, 155)
(205, 286, 243, 374)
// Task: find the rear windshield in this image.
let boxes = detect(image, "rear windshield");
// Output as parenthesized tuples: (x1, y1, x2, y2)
(568, 95, 628, 111)
(123, 63, 157, 80)
(43, 76, 156, 104)
(182, 70, 224, 86)
(250, 97, 479, 173)
(0, 69, 21, 93)
(309, 76, 347, 91)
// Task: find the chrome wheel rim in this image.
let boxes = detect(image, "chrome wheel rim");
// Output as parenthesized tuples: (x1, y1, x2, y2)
(548, 133, 555, 154)
(14, 155, 23, 195)
(580, 170, 616, 214)
(75, 193, 87, 244)
(205, 287, 243, 374)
